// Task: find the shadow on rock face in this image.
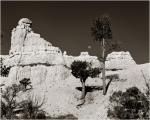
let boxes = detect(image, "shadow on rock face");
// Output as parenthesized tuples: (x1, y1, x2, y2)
(76, 86, 103, 92)
(75, 86, 103, 105)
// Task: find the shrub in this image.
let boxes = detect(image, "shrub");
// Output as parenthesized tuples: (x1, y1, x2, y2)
(1, 84, 20, 119)
(19, 78, 32, 91)
(56, 114, 78, 119)
(107, 87, 149, 119)
(16, 96, 46, 119)
(1, 83, 46, 119)
(36, 111, 46, 119)
(0, 65, 11, 77)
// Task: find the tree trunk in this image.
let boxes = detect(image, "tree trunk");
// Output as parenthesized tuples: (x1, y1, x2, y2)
(76, 79, 86, 107)
(80, 79, 86, 100)
(102, 38, 106, 95)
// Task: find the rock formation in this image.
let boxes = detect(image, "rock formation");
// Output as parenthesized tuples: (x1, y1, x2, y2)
(3, 18, 70, 87)
(105, 51, 136, 70)
(5, 18, 64, 67)
(63, 52, 101, 68)
(2, 18, 148, 120)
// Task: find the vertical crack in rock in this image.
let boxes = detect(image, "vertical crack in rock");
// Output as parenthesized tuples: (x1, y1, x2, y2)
(4, 18, 68, 88)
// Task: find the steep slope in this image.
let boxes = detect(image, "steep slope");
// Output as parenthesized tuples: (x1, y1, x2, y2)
(17, 63, 149, 119)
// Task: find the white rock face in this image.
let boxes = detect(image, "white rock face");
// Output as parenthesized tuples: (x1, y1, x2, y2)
(3, 18, 70, 92)
(63, 52, 101, 68)
(4, 18, 64, 66)
(0, 55, 9, 66)
(2, 19, 71, 113)
(105, 51, 136, 70)
(6, 65, 70, 87)
(2, 18, 149, 120)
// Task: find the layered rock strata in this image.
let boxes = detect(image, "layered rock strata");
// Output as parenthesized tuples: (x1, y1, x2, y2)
(5, 18, 64, 67)
(4, 18, 69, 87)
(105, 51, 136, 70)
(63, 51, 101, 68)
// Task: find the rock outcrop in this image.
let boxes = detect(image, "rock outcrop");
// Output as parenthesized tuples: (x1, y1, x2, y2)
(105, 51, 136, 70)
(2, 19, 72, 118)
(2, 18, 148, 120)
(63, 52, 101, 68)
(3, 18, 70, 87)
(4, 18, 64, 67)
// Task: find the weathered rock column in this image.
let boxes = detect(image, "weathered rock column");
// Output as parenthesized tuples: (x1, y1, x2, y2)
(4, 18, 68, 88)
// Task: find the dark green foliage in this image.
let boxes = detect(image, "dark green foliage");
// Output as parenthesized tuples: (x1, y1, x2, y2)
(71, 61, 101, 81)
(91, 14, 117, 95)
(1, 84, 20, 119)
(91, 14, 119, 60)
(36, 111, 46, 119)
(19, 78, 32, 91)
(55, 114, 78, 119)
(1, 102, 7, 117)
(90, 67, 101, 78)
(1, 65, 11, 77)
(91, 14, 112, 41)
(16, 98, 45, 119)
(71, 60, 101, 105)
(1, 83, 46, 119)
(71, 61, 90, 81)
(108, 87, 149, 119)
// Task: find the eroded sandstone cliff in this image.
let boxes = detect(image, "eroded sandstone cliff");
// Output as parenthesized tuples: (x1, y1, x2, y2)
(1, 18, 148, 120)
(5, 18, 64, 67)
(105, 51, 136, 70)
(3, 18, 70, 88)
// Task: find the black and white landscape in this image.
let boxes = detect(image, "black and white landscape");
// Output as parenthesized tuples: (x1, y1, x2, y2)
(1, 1, 149, 119)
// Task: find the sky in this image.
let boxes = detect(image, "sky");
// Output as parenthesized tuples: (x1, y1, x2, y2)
(1, 1, 149, 64)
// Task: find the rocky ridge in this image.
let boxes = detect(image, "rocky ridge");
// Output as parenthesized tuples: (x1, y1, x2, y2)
(1, 18, 148, 120)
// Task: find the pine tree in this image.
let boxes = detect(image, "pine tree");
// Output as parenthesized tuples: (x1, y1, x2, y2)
(91, 14, 112, 95)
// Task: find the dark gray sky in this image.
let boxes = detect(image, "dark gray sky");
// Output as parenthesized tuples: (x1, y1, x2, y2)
(1, 1, 149, 64)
